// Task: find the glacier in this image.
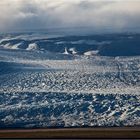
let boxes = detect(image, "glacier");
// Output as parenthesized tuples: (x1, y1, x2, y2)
(0, 33, 140, 128)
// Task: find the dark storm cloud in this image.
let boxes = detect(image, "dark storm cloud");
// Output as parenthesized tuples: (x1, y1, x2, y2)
(0, 0, 140, 33)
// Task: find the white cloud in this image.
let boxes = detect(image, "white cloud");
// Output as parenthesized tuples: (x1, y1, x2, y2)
(0, 0, 140, 33)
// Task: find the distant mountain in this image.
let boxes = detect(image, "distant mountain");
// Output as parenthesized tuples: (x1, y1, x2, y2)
(0, 33, 140, 56)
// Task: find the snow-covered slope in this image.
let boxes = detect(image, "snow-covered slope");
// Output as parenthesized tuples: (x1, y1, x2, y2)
(0, 47, 139, 94)
(0, 33, 140, 128)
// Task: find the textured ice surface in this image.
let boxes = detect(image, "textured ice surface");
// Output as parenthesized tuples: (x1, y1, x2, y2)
(0, 34, 140, 128)
(0, 92, 140, 128)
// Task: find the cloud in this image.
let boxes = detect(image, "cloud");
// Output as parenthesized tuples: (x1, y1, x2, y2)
(0, 0, 140, 33)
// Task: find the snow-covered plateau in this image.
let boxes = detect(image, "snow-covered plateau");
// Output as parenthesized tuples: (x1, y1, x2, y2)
(0, 33, 140, 128)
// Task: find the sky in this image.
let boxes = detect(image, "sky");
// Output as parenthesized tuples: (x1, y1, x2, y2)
(0, 0, 140, 33)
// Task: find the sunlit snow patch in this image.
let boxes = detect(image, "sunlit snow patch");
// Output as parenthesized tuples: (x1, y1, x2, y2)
(3, 43, 22, 50)
(63, 48, 69, 55)
(84, 50, 99, 56)
(69, 48, 77, 54)
(26, 43, 38, 51)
